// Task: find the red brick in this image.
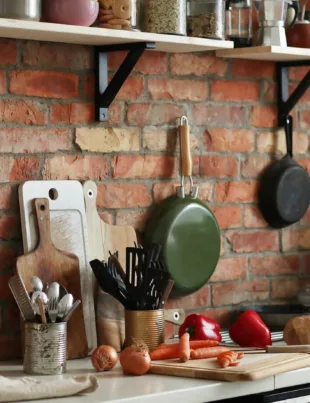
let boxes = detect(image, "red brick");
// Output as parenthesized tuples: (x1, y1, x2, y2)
(215, 181, 257, 203)
(250, 255, 299, 276)
(0, 71, 5, 94)
(301, 254, 310, 274)
(282, 228, 310, 252)
(212, 280, 269, 306)
(297, 158, 310, 174)
(301, 208, 310, 225)
(220, 235, 225, 256)
(198, 308, 231, 327)
(50, 103, 95, 124)
(262, 81, 276, 103)
(0, 245, 17, 271)
(116, 77, 144, 100)
(226, 230, 279, 253)
(148, 78, 208, 101)
(232, 59, 275, 78)
(0, 335, 21, 360)
(10, 70, 79, 99)
(144, 127, 198, 152)
(0, 128, 72, 153)
(204, 129, 254, 152)
(199, 156, 238, 178)
(22, 42, 93, 69)
(43, 155, 108, 180)
(127, 103, 184, 126)
(244, 205, 267, 228)
(153, 182, 213, 204)
(0, 157, 40, 182)
(211, 205, 242, 229)
(84, 74, 94, 98)
(257, 130, 309, 155)
(300, 111, 310, 129)
(192, 105, 245, 126)
(108, 51, 167, 75)
(289, 66, 309, 81)
(171, 53, 228, 77)
(271, 278, 300, 299)
(97, 183, 152, 209)
(251, 106, 277, 128)
(116, 210, 149, 232)
(241, 156, 271, 178)
(0, 186, 12, 210)
(112, 155, 177, 179)
(0, 99, 47, 125)
(210, 257, 247, 282)
(211, 80, 259, 102)
(169, 285, 210, 309)
(0, 216, 20, 240)
(290, 84, 310, 105)
(0, 39, 17, 65)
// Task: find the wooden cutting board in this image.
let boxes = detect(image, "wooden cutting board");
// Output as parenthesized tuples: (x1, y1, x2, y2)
(149, 353, 310, 382)
(83, 180, 137, 352)
(16, 198, 88, 359)
(19, 181, 97, 355)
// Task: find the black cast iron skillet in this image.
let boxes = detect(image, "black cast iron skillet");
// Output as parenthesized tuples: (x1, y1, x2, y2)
(258, 116, 310, 228)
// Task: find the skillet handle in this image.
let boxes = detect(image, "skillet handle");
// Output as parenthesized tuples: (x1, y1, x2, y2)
(179, 118, 192, 177)
(284, 116, 293, 158)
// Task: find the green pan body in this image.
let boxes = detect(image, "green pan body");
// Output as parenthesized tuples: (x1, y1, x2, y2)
(145, 195, 221, 296)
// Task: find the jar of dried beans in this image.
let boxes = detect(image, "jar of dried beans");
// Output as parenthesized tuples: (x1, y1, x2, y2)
(187, 0, 225, 39)
(143, 0, 187, 35)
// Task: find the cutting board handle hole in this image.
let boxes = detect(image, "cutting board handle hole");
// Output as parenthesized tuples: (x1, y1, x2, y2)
(40, 204, 45, 211)
(49, 188, 58, 201)
(88, 190, 94, 198)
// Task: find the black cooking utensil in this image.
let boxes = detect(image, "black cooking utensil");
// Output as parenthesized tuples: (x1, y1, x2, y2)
(258, 115, 310, 228)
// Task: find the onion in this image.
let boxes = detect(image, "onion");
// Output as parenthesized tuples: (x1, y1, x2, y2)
(91, 345, 118, 372)
(120, 341, 151, 376)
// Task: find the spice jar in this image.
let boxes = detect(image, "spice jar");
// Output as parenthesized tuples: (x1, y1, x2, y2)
(187, 0, 225, 39)
(143, 0, 186, 35)
(98, 0, 141, 31)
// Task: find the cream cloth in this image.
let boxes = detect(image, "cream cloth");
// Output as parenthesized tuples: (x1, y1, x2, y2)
(0, 374, 99, 402)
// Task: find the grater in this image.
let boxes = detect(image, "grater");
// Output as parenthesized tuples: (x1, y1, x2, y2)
(8, 275, 35, 321)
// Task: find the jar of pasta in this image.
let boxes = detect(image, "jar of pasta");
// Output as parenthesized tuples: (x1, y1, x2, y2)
(98, 0, 141, 30)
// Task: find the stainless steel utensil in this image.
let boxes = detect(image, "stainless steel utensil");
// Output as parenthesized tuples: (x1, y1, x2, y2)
(31, 276, 43, 292)
(62, 300, 81, 322)
(0, 0, 41, 21)
(48, 297, 58, 323)
(8, 275, 36, 321)
(31, 291, 48, 315)
(58, 294, 73, 318)
(47, 282, 60, 301)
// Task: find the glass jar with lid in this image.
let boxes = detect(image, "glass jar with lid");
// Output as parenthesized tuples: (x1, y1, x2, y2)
(225, 0, 252, 47)
(187, 0, 225, 40)
(98, 0, 141, 31)
(143, 0, 187, 35)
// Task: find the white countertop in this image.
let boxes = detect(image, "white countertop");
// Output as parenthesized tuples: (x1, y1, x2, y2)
(2, 358, 310, 403)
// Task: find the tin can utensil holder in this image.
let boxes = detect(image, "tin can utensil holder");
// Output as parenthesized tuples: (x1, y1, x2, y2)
(125, 309, 164, 352)
(23, 322, 67, 375)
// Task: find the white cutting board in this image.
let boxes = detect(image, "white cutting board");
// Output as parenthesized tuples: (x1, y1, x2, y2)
(19, 181, 97, 354)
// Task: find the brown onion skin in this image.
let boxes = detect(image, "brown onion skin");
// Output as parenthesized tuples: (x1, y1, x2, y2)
(120, 346, 151, 376)
(91, 345, 118, 372)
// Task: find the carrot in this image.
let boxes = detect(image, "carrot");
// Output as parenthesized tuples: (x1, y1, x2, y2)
(150, 347, 180, 361)
(217, 351, 244, 368)
(179, 332, 190, 363)
(190, 346, 230, 360)
(156, 340, 219, 351)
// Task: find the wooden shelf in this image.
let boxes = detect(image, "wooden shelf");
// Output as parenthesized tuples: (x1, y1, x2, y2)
(0, 18, 233, 52)
(216, 46, 310, 61)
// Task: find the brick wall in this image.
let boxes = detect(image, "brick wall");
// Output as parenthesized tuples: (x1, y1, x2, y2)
(0, 38, 309, 359)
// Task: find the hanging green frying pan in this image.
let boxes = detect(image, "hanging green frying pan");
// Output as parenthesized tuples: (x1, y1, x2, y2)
(144, 117, 220, 296)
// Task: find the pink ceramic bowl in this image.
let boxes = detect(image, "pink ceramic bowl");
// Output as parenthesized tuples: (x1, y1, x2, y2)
(43, 0, 99, 26)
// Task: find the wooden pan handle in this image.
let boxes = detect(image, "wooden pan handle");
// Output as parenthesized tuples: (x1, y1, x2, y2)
(34, 198, 53, 249)
(179, 122, 192, 177)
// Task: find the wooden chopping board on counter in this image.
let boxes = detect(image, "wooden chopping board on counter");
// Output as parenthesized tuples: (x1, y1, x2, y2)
(19, 181, 97, 355)
(17, 198, 88, 359)
(83, 180, 137, 352)
(149, 353, 310, 382)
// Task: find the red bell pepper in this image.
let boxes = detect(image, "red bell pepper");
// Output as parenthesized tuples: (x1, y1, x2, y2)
(179, 314, 222, 342)
(229, 310, 271, 348)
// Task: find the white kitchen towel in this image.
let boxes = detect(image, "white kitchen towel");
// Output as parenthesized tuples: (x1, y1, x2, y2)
(0, 374, 99, 402)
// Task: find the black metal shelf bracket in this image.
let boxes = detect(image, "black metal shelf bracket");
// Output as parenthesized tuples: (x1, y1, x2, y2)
(95, 42, 156, 122)
(277, 60, 310, 127)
